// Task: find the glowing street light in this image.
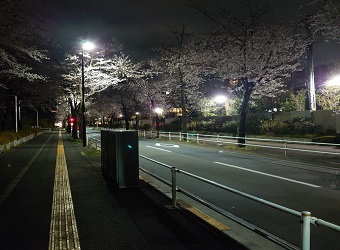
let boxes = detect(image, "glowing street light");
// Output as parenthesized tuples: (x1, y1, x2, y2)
(214, 95, 231, 116)
(154, 107, 163, 114)
(81, 40, 95, 147)
(326, 75, 340, 87)
(82, 41, 95, 51)
(154, 108, 163, 138)
(214, 95, 227, 104)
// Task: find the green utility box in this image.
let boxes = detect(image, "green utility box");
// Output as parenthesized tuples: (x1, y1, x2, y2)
(101, 130, 139, 188)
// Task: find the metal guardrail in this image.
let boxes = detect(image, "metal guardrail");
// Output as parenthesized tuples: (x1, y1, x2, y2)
(140, 130, 340, 156)
(139, 154, 340, 250)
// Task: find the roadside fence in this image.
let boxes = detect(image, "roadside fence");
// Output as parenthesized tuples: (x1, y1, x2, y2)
(139, 130, 340, 157)
(88, 137, 101, 150)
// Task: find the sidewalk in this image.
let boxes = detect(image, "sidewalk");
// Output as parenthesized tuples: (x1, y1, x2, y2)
(0, 131, 245, 249)
(63, 132, 245, 249)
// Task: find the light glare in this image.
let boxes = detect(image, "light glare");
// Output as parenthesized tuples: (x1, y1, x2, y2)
(326, 75, 340, 87)
(155, 108, 163, 114)
(214, 95, 227, 104)
(82, 41, 95, 51)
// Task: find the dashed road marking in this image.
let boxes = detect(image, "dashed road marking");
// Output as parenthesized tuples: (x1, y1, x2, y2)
(146, 145, 172, 152)
(155, 143, 179, 148)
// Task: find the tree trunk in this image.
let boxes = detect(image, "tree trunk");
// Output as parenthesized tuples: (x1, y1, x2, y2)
(125, 118, 130, 130)
(79, 113, 83, 140)
(66, 122, 71, 134)
(123, 109, 129, 130)
(135, 115, 140, 130)
(72, 121, 78, 139)
(66, 115, 71, 133)
(238, 80, 254, 147)
(155, 113, 160, 138)
(180, 85, 188, 133)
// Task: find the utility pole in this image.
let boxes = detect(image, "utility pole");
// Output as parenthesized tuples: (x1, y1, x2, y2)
(306, 42, 316, 111)
(14, 96, 18, 132)
(305, 16, 317, 111)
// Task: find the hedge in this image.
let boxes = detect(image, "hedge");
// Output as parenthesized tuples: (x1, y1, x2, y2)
(0, 128, 42, 145)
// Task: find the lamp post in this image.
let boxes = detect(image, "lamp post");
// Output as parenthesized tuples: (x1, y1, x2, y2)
(81, 41, 95, 147)
(135, 112, 140, 130)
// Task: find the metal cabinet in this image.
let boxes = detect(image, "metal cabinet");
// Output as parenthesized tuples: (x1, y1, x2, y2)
(101, 130, 139, 188)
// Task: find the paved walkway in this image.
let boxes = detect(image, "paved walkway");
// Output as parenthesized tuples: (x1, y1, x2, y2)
(0, 131, 243, 250)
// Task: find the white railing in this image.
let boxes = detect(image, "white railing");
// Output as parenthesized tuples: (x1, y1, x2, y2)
(88, 137, 101, 150)
(140, 130, 340, 156)
(139, 154, 340, 250)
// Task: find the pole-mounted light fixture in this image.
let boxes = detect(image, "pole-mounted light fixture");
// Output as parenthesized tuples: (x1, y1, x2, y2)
(81, 41, 95, 147)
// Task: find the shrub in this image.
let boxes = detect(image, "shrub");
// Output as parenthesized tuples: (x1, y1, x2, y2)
(188, 121, 202, 131)
(140, 123, 152, 131)
(222, 120, 238, 135)
(312, 136, 337, 143)
(163, 119, 181, 131)
(0, 128, 42, 145)
(246, 116, 262, 134)
(259, 119, 325, 137)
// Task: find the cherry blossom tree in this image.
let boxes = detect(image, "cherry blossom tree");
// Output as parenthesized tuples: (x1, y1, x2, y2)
(137, 75, 173, 132)
(0, 0, 47, 83)
(0, 0, 58, 131)
(302, 0, 340, 44)
(86, 92, 122, 128)
(189, 0, 305, 145)
(298, 0, 340, 111)
(59, 40, 147, 135)
(153, 24, 206, 133)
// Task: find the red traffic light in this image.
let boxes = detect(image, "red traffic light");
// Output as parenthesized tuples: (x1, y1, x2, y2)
(69, 117, 75, 123)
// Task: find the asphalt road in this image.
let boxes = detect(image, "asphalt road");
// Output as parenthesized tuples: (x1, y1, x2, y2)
(136, 138, 340, 250)
(0, 133, 56, 249)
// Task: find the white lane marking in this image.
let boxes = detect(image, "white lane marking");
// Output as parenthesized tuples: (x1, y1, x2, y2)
(214, 162, 321, 188)
(146, 145, 172, 153)
(155, 143, 179, 148)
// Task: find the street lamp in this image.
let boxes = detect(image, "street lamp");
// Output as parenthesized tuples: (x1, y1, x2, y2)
(214, 95, 227, 104)
(154, 108, 163, 138)
(326, 75, 340, 87)
(135, 112, 140, 130)
(81, 41, 95, 147)
(214, 95, 229, 116)
(155, 108, 163, 114)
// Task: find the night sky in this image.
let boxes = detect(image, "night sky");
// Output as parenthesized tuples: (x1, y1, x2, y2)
(44, 0, 340, 62)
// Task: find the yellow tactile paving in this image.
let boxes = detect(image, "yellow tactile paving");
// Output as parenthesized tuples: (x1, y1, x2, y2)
(49, 131, 80, 250)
